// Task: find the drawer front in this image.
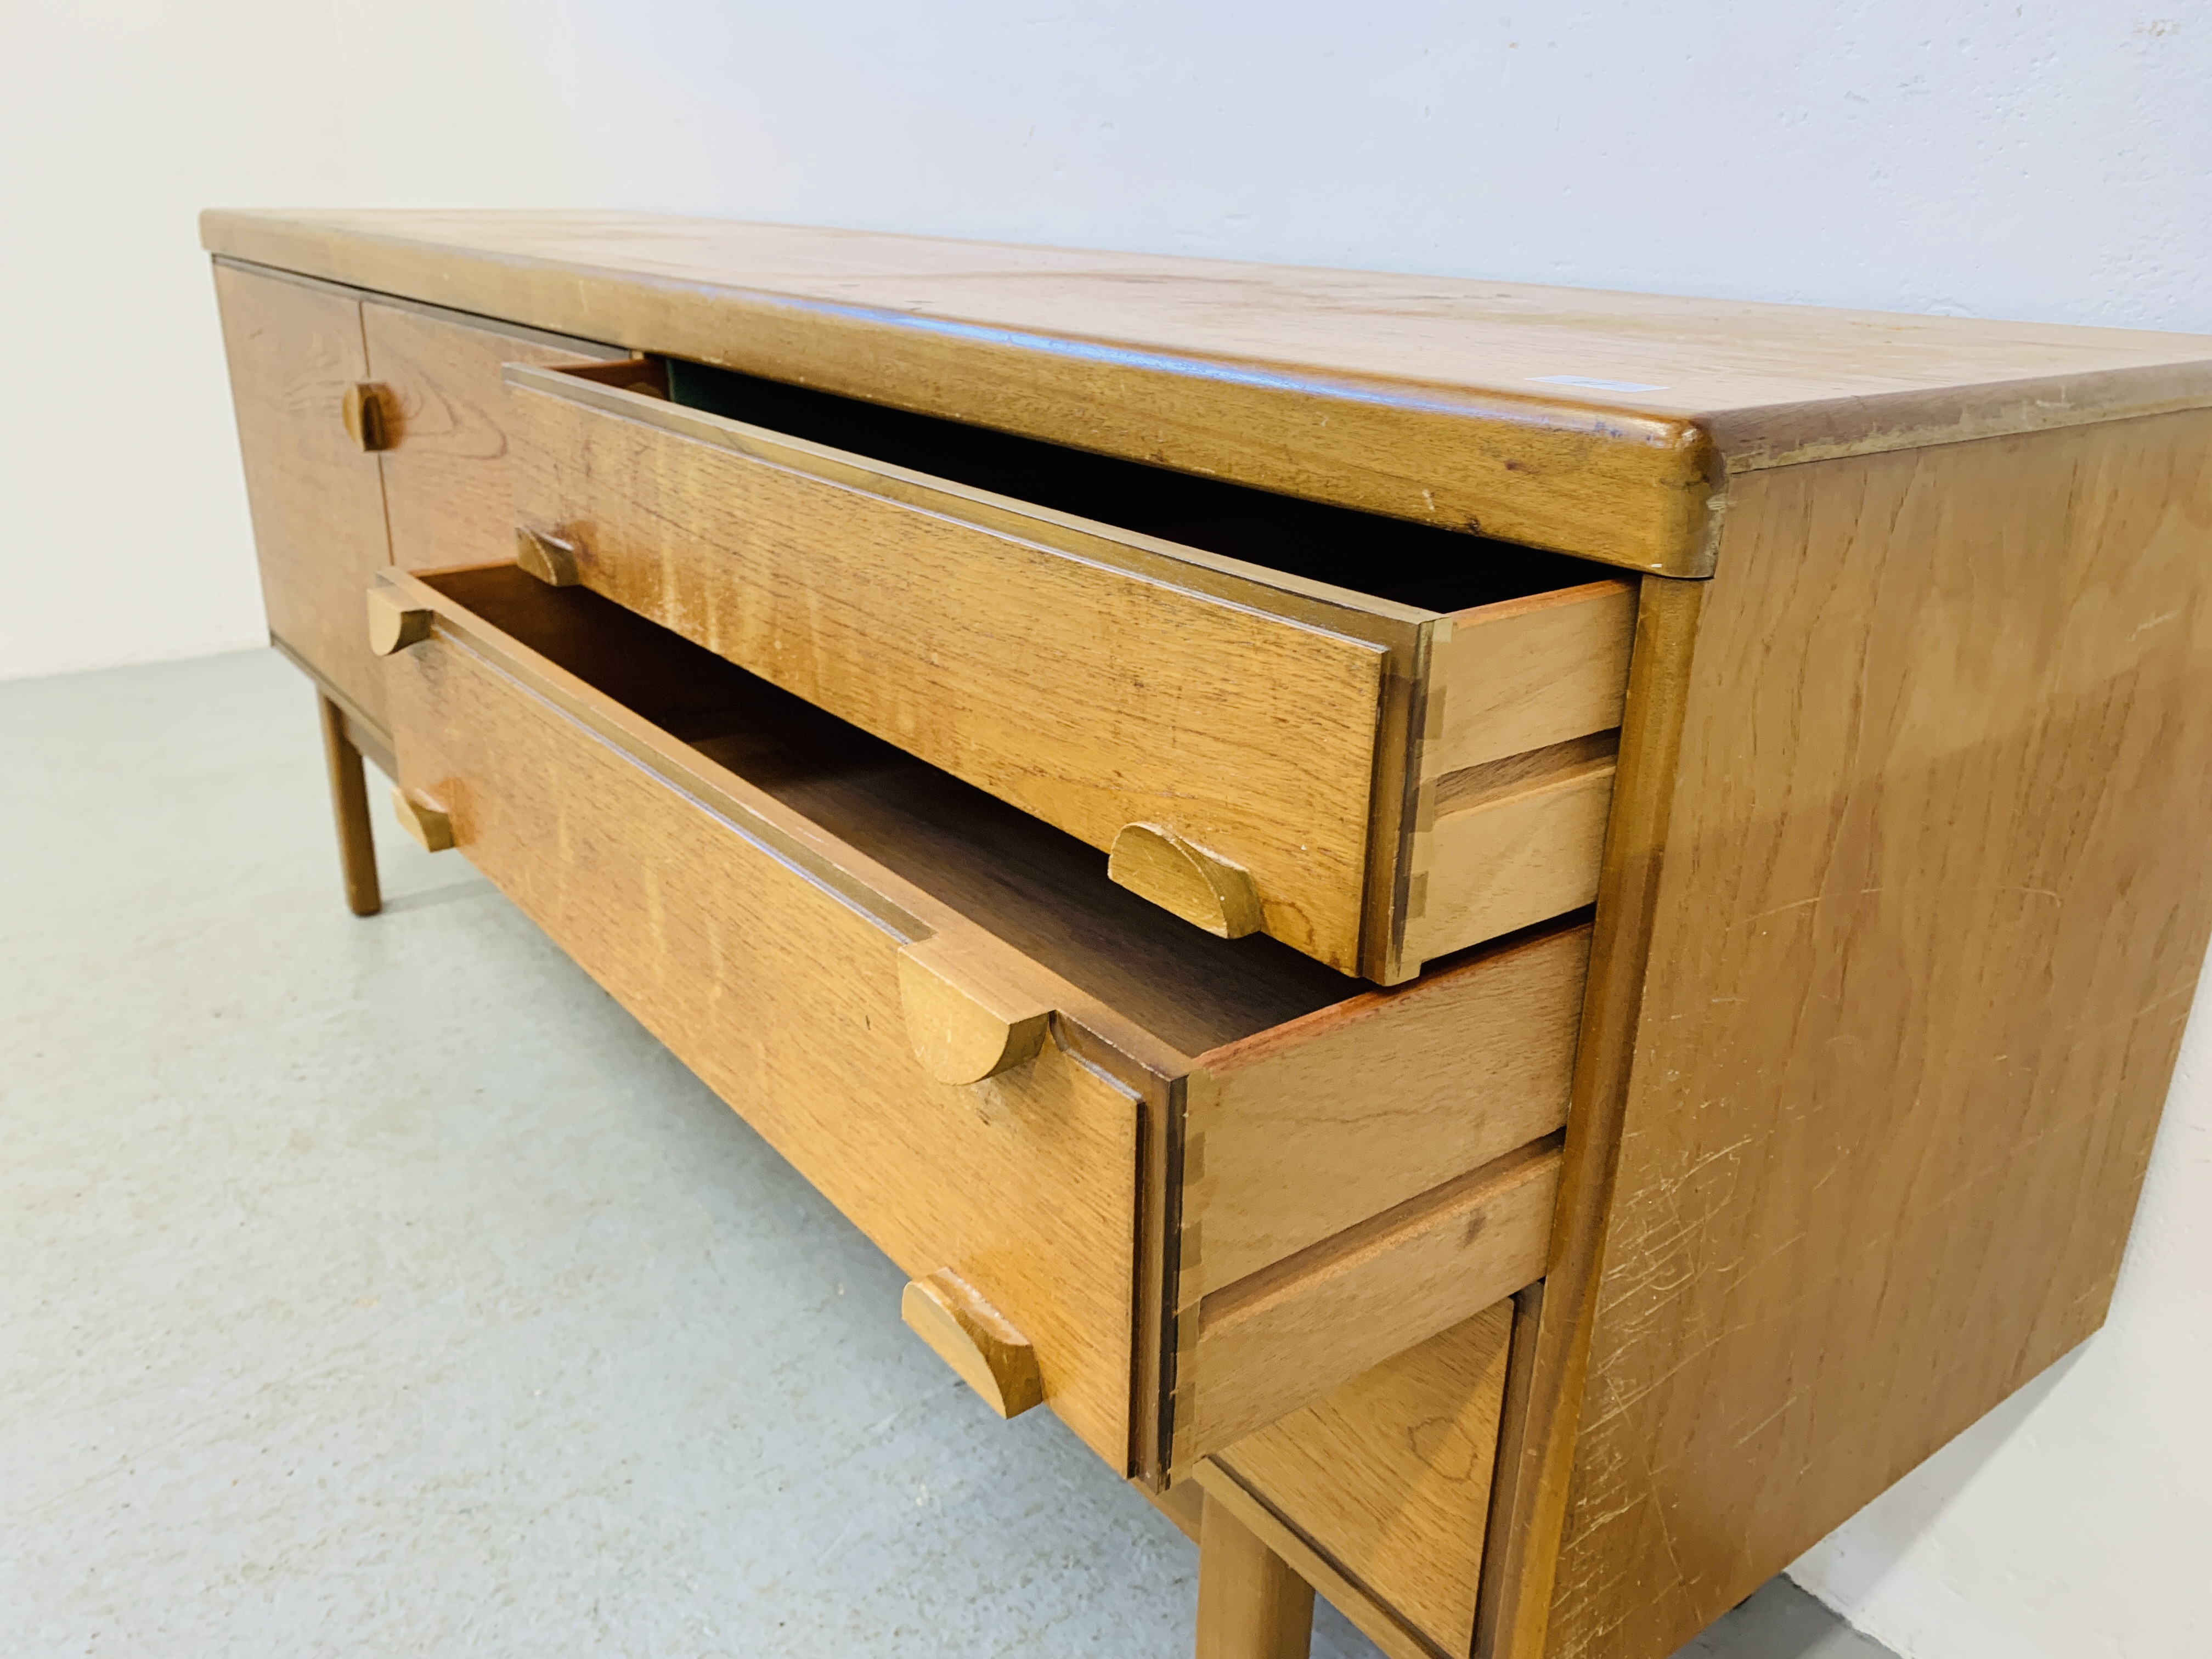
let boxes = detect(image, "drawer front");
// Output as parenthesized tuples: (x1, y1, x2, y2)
(384, 599, 1143, 1468)
(503, 367, 1396, 975)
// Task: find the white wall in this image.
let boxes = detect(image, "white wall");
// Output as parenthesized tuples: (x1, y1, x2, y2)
(10, 4, 2210, 1654)
(0, 2, 359, 681)
(330, 0, 2212, 331)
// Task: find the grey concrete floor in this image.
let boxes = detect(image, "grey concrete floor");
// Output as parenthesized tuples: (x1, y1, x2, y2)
(0, 649, 1897, 1658)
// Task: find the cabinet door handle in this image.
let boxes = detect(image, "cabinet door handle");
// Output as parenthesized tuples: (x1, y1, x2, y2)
(901, 1269, 1043, 1419)
(391, 788, 454, 853)
(341, 381, 395, 452)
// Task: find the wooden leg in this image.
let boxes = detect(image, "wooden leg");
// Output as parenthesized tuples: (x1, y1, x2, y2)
(1196, 1489, 1314, 1659)
(317, 693, 382, 917)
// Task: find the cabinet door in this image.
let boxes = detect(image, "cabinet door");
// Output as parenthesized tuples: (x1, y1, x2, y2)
(363, 301, 623, 571)
(215, 263, 393, 727)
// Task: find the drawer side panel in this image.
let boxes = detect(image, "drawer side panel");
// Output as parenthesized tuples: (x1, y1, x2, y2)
(1178, 1141, 1556, 1466)
(1183, 921, 1588, 1296)
(1433, 582, 1636, 773)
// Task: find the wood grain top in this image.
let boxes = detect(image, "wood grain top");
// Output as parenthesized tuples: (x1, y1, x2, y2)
(204, 210, 2212, 574)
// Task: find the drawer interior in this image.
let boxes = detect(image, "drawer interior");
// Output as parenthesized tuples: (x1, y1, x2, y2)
(425, 563, 1372, 1057)
(661, 359, 1614, 614)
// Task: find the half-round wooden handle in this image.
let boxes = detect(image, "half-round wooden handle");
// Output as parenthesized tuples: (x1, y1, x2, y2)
(515, 525, 582, 586)
(901, 1269, 1044, 1419)
(365, 586, 433, 656)
(341, 381, 394, 452)
(897, 943, 1051, 1085)
(1108, 824, 1262, 939)
(391, 788, 455, 853)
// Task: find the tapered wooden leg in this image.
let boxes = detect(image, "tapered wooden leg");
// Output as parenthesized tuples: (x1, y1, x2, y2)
(1196, 1489, 1314, 1659)
(317, 693, 381, 916)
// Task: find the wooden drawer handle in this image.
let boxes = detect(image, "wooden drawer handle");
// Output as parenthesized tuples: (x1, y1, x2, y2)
(391, 788, 455, 853)
(901, 1269, 1043, 1419)
(515, 525, 583, 586)
(897, 942, 1051, 1085)
(1109, 824, 1262, 939)
(365, 586, 433, 656)
(341, 381, 394, 452)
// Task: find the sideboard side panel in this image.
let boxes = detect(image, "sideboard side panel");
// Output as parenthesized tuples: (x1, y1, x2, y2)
(1544, 408, 2212, 1658)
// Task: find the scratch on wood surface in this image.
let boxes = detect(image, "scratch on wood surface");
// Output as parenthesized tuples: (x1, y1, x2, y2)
(1647, 1135, 1752, 1196)
(1730, 1392, 1803, 1450)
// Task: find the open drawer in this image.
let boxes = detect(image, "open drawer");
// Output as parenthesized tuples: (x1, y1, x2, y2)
(499, 359, 1636, 983)
(370, 562, 1584, 1481)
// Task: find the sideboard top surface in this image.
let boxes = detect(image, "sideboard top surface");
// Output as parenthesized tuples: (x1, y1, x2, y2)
(203, 208, 2212, 576)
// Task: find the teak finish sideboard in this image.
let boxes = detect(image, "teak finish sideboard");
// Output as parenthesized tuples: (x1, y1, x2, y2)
(204, 209, 2212, 1659)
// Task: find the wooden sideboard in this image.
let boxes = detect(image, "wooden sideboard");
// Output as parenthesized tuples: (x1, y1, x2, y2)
(205, 208, 2212, 1659)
